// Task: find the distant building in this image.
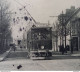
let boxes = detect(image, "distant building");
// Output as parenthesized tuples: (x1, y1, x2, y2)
(57, 6, 80, 52)
(66, 7, 80, 51)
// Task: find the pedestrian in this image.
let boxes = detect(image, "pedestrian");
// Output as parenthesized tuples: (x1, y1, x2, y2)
(71, 46, 73, 54)
(61, 44, 64, 55)
(66, 45, 70, 51)
(20, 46, 22, 50)
(65, 46, 67, 53)
(13, 44, 16, 52)
(71, 40, 73, 54)
(67, 45, 70, 51)
(59, 45, 62, 52)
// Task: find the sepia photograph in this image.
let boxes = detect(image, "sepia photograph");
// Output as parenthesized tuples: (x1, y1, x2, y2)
(0, 0, 80, 71)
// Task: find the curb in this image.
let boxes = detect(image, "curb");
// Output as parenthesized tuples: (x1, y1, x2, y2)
(52, 54, 80, 57)
(0, 48, 12, 62)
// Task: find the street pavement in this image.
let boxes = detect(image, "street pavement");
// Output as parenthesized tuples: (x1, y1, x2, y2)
(0, 47, 80, 70)
(6, 47, 28, 60)
(0, 58, 80, 70)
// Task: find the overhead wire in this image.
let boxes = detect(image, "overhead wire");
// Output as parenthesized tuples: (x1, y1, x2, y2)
(13, 0, 37, 24)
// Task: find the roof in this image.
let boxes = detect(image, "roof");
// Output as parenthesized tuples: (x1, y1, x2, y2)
(31, 26, 52, 29)
(65, 7, 80, 25)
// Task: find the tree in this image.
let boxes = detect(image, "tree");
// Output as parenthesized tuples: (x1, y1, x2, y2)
(0, 0, 12, 53)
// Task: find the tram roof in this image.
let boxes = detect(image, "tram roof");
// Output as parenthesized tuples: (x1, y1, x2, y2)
(27, 27, 52, 34)
(31, 27, 52, 29)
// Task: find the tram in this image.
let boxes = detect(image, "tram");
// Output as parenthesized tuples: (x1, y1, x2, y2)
(27, 27, 52, 59)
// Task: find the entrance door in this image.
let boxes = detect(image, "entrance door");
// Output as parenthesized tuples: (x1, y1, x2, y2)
(71, 37, 78, 51)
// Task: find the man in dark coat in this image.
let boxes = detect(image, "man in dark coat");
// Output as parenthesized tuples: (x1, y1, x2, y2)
(61, 44, 64, 55)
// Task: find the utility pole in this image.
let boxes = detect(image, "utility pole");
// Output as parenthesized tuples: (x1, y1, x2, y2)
(50, 11, 64, 46)
(60, 36, 62, 46)
(0, 6, 3, 49)
(65, 26, 66, 48)
(61, 11, 64, 46)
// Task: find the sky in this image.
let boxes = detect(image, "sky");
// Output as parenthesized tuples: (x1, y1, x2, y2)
(5, 0, 80, 41)
(7, 0, 80, 23)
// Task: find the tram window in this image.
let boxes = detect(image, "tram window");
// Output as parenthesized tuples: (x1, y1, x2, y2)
(47, 34, 50, 38)
(39, 33, 41, 35)
(32, 32, 51, 40)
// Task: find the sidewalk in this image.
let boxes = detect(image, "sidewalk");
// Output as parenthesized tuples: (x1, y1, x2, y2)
(52, 51, 80, 57)
(0, 48, 12, 61)
(71, 51, 80, 56)
(0, 47, 28, 61)
(71, 54, 80, 56)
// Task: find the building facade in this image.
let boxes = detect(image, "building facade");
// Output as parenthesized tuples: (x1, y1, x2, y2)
(66, 7, 80, 51)
(57, 6, 80, 52)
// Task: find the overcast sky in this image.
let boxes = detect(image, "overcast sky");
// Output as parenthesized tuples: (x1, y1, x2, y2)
(7, 0, 80, 23)
(5, 0, 80, 40)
